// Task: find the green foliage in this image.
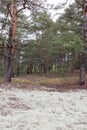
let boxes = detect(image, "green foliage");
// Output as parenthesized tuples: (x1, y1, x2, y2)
(0, 64, 5, 76)
(57, 65, 68, 76)
(49, 64, 68, 77)
(0, 0, 85, 77)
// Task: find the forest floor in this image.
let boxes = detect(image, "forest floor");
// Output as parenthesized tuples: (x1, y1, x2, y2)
(6, 72, 87, 91)
(0, 73, 87, 130)
(0, 72, 87, 91)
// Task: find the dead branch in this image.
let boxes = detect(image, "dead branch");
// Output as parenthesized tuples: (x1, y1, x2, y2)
(16, 0, 27, 15)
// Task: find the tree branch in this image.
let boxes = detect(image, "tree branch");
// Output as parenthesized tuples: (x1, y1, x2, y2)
(16, 0, 27, 14)
(7, 3, 12, 17)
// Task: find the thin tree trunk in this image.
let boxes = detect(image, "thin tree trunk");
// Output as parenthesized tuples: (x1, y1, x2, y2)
(79, 57, 85, 85)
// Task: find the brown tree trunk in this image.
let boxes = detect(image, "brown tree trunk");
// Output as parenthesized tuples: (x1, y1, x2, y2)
(5, 0, 17, 82)
(5, 27, 14, 82)
(79, 0, 87, 85)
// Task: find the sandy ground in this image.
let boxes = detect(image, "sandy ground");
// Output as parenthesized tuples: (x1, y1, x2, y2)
(0, 85, 87, 130)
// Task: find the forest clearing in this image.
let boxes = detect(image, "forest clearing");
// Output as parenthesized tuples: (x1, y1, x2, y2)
(0, 73, 87, 130)
(0, 81, 87, 130)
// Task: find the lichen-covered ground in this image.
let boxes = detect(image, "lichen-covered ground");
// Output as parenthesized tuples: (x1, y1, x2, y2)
(0, 85, 87, 130)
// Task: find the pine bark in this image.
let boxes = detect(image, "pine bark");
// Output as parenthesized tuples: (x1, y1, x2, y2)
(5, 0, 17, 82)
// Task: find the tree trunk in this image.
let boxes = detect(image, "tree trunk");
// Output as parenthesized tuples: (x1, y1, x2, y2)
(5, 54, 14, 82)
(79, 0, 87, 85)
(4, 0, 17, 82)
(79, 57, 85, 85)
